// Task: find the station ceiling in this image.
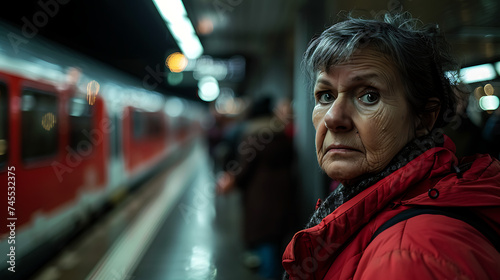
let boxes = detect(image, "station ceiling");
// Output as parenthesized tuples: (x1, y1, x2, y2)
(2, 0, 500, 101)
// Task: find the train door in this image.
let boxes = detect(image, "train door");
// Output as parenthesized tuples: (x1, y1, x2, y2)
(15, 86, 60, 235)
(66, 94, 107, 190)
(0, 82, 7, 169)
(68, 97, 94, 150)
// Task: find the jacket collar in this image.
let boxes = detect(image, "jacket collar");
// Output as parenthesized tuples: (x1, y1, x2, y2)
(304, 132, 447, 230)
(402, 152, 500, 208)
(282, 135, 459, 279)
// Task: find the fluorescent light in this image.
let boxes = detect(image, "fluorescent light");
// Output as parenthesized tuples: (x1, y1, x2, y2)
(460, 64, 497, 84)
(153, 0, 187, 21)
(177, 35, 204, 59)
(167, 19, 196, 40)
(479, 95, 500, 111)
(152, 0, 203, 59)
(496, 62, 500, 76)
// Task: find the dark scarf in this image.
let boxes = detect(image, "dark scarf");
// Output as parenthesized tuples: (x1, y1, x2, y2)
(305, 131, 444, 229)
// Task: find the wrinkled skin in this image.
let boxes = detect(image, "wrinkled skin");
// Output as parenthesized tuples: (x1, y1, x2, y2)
(312, 49, 418, 185)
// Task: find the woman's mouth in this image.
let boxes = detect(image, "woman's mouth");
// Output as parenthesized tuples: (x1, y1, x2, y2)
(325, 144, 360, 154)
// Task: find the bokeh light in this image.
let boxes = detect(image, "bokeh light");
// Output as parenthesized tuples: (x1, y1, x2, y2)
(198, 76, 219, 102)
(197, 18, 214, 35)
(167, 72, 184, 86)
(87, 80, 100, 105)
(214, 88, 245, 115)
(165, 97, 184, 117)
(479, 95, 500, 111)
(41, 112, 56, 131)
(166, 52, 188, 73)
(484, 83, 494, 96)
(474, 86, 486, 100)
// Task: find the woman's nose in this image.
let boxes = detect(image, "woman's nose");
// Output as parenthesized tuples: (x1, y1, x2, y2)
(324, 96, 354, 132)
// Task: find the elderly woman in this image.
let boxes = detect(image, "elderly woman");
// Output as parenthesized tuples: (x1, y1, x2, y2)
(282, 13, 500, 279)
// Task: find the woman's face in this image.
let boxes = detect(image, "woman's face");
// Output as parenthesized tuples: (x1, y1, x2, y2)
(312, 49, 416, 184)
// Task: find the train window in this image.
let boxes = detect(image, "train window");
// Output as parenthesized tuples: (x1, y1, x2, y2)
(0, 82, 7, 167)
(68, 97, 94, 150)
(132, 110, 147, 139)
(21, 88, 58, 161)
(147, 114, 165, 138)
(132, 110, 164, 139)
(111, 115, 120, 158)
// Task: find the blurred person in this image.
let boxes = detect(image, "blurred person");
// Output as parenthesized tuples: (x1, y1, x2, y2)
(217, 96, 297, 279)
(446, 91, 500, 160)
(282, 12, 500, 280)
(482, 106, 500, 158)
(206, 104, 236, 172)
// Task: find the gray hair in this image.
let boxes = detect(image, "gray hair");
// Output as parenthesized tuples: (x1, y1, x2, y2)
(303, 12, 462, 129)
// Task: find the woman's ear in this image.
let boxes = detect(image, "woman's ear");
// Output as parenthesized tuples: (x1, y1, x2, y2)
(415, 97, 440, 137)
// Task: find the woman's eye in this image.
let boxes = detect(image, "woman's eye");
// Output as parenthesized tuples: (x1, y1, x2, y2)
(359, 92, 379, 104)
(318, 92, 335, 104)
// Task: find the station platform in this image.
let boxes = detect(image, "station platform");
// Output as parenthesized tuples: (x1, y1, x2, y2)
(28, 139, 268, 280)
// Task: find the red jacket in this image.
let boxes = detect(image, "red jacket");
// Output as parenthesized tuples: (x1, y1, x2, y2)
(283, 135, 500, 279)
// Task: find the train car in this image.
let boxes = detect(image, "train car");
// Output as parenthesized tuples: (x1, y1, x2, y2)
(0, 21, 206, 279)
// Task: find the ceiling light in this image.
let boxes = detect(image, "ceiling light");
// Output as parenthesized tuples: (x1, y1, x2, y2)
(152, 0, 203, 59)
(460, 63, 497, 84)
(496, 62, 500, 76)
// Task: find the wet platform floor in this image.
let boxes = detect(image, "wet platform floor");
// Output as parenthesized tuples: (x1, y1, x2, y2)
(29, 140, 266, 280)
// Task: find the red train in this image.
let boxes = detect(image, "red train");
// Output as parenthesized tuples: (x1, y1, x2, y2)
(0, 21, 206, 279)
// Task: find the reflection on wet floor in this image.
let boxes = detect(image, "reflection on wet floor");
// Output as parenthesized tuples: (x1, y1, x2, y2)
(133, 140, 262, 280)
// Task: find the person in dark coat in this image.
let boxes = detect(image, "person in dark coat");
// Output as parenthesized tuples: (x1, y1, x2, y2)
(217, 96, 297, 279)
